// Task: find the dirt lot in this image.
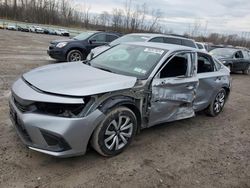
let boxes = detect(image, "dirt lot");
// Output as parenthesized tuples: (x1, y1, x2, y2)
(0, 29, 249, 188)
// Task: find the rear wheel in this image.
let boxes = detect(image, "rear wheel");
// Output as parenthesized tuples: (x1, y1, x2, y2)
(91, 107, 137, 157)
(206, 88, 226, 117)
(66, 50, 85, 62)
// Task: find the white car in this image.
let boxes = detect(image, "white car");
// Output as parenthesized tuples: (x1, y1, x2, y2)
(7, 25, 17, 30)
(196, 42, 208, 52)
(55, 29, 70, 36)
(29, 26, 44, 33)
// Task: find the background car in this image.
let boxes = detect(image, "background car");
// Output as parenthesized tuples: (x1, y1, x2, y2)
(210, 47, 250, 74)
(87, 33, 198, 60)
(17, 25, 30, 32)
(47, 31, 122, 62)
(10, 42, 231, 157)
(29, 26, 44, 33)
(44, 28, 57, 35)
(55, 29, 70, 36)
(6, 25, 17, 30)
(196, 42, 208, 52)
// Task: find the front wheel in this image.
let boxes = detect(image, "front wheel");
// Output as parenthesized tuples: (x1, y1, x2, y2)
(206, 88, 226, 117)
(91, 107, 137, 157)
(66, 50, 85, 62)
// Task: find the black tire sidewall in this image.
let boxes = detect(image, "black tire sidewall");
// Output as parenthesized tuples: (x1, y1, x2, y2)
(95, 107, 137, 156)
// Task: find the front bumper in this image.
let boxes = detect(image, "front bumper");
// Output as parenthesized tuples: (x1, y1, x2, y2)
(47, 45, 66, 61)
(9, 79, 105, 157)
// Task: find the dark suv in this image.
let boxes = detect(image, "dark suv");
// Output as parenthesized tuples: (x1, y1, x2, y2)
(47, 31, 121, 62)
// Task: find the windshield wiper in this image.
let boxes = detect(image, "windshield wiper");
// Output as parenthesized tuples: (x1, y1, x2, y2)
(96, 67, 113, 73)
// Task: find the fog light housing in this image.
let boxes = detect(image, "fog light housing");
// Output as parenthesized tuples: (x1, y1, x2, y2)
(41, 130, 71, 152)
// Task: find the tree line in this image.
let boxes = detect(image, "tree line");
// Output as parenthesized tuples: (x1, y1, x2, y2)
(0, 0, 163, 33)
(0, 0, 249, 48)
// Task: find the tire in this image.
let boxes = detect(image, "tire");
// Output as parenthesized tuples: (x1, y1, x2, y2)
(206, 88, 226, 117)
(243, 65, 250, 75)
(91, 106, 137, 157)
(66, 50, 85, 62)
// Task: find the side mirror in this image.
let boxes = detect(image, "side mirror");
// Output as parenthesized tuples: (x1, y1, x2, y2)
(89, 39, 96, 44)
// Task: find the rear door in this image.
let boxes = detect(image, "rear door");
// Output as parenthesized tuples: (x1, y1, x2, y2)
(148, 52, 198, 127)
(194, 52, 225, 111)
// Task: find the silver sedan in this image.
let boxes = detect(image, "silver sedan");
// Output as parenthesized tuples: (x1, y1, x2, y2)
(9, 42, 231, 157)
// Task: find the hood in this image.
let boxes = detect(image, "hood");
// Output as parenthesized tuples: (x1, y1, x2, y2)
(22, 62, 137, 97)
(51, 38, 76, 44)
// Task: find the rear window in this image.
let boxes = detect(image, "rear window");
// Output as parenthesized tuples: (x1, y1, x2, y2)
(164, 37, 182, 45)
(149, 37, 165, 43)
(182, 39, 196, 48)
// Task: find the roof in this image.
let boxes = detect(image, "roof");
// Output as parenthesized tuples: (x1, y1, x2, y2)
(126, 33, 195, 41)
(125, 42, 200, 52)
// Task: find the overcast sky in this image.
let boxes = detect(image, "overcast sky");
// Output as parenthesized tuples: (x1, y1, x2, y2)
(76, 0, 250, 35)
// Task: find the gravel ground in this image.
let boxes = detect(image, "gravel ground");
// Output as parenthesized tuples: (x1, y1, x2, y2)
(0, 29, 249, 188)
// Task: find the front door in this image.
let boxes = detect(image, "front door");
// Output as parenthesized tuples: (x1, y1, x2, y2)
(148, 52, 198, 127)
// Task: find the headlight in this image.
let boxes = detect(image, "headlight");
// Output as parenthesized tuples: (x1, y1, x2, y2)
(35, 102, 85, 118)
(222, 60, 227, 64)
(56, 42, 68, 48)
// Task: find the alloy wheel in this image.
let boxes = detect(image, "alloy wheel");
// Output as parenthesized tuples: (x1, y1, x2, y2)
(70, 52, 82, 61)
(213, 91, 225, 113)
(104, 116, 133, 151)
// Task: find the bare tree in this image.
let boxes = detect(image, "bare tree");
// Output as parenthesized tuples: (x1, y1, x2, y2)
(148, 9, 163, 32)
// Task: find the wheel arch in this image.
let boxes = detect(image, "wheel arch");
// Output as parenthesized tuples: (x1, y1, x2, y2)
(98, 96, 142, 133)
(86, 96, 142, 150)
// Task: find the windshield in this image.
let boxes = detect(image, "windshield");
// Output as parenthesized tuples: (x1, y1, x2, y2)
(210, 48, 236, 58)
(74, 32, 96, 40)
(110, 35, 151, 46)
(91, 44, 166, 79)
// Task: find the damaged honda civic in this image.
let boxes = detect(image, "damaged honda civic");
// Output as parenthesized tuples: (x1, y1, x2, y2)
(9, 42, 231, 157)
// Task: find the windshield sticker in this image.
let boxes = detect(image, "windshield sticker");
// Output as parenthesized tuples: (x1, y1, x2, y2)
(144, 48, 164, 55)
(134, 67, 147, 74)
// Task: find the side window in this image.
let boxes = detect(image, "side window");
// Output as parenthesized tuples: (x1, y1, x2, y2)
(182, 39, 196, 48)
(106, 34, 119, 42)
(197, 53, 215, 73)
(242, 50, 249, 59)
(234, 51, 244, 59)
(149, 37, 164, 43)
(164, 37, 182, 45)
(160, 53, 191, 78)
(91, 34, 106, 42)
